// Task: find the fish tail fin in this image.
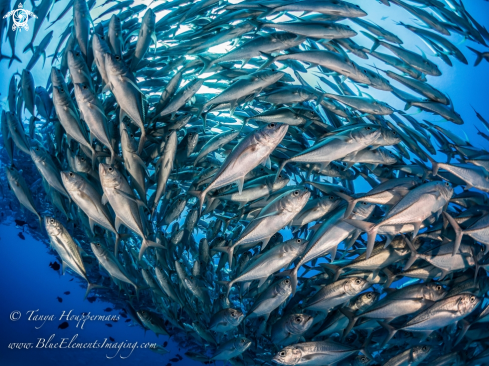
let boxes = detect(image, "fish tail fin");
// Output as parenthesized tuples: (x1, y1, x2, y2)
(442, 212, 463, 256)
(23, 42, 34, 54)
(139, 239, 166, 261)
(84, 282, 104, 300)
(217, 280, 233, 298)
(188, 189, 207, 215)
(378, 320, 397, 347)
(275, 159, 289, 183)
(425, 154, 439, 176)
(339, 308, 358, 342)
(319, 263, 342, 281)
(360, 31, 380, 52)
(213, 245, 235, 269)
(343, 219, 377, 259)
(8, 54, 21, 68)
(197, 54, 217, 75)
(467, 46, 483, 66)
(334, 190, 358, 219)
(137, 130, 146, 155)
(454, 319, 471, 346)
(401, 234, 418, 271)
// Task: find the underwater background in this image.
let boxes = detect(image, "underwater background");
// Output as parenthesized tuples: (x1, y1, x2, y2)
(1, 0, 489, 365)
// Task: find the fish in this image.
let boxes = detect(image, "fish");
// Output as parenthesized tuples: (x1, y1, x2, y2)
(1, 0, 489, 363)
(58, 322, 69, 329)
(57, 297, 62, 303)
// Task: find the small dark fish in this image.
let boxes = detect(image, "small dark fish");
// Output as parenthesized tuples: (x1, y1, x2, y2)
(64, 291, 70, 295)
(119, 312, 127, 318)
(86, 296, 97, 303)
(176, 354, 182, 360)
(49, 261, 60, 271)
(125, 319, 131, 323)
(163, 341, 168, 347)
(57, 297, 63, 303)
(15, 219, 27, 226)
(58, 322, 69, 329)
(104, 307, 113, 312)
(170, 358, 179, 362)
(105, 324, 113, 327)
(109, 337, 115, 342)
(166, 363, 172, 366)
(17, 232, 25, 240)
(69, 278, 73, 281)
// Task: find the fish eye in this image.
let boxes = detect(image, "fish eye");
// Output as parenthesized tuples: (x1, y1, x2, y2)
(141, 311, 145, 314)
(59, 88, 64, 93)
(35, 147, 39, 151)
(355, 279, 361, 284)
(189, 276, 193, 280)
(108, 167, 113, 172)
(280, 351, 286, 356)
(284, 279, 290, 284)
(269, 123, 276, 128)
(83, 85, 87, 90)
(231, 311, 237, 317)
(130, 134, 134, 138)
(470, 296, 476, 302)
(361, 357, 367, 362)
(81, 157, 85, 161)
(115, 55, 121, 60)
(367, 293, 372, 298)
(76, 52, 80, 57)
(240, 338, 245, 343)
(96, 243, 100, 246)
(436, 285, 442, 290)
(278, 175, 282, 178)
(445, 182, 450, 187)
(296, 239, 301, 243)
(365, 126, 371, 130)
(295, 316, 301, 322)
(362, 202, 367, 205)
(293, 190, 299, 196)
(422, 346, 427, 351)
(50, 219, 54, 224)
(69, 172, 74, 177)
(392, 130, 396, 135)
(329, 196, 334, 199)
(101, 35, 105, 39)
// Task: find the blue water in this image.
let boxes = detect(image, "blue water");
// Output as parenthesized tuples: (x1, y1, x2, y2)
(1, 0, 489, 365)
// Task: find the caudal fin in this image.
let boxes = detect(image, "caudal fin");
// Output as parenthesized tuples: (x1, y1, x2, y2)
(339, 308, 358, 342)
(8, 54, 21, 68)
(467, 46, 484, 66)
(84, 282, 105, 300)
(334, 191, 357, 219)
(442, 212, 463, 256)
(213, 245, 235, 269)
(188, 189, 207, 215)
(139, 239, 166, 261)
(378, 320, 397, 347)
(275, 159, 289, 183)
(401, 234, 418, 271)
(343, 219, 377, 259)
(217, 280, 234, 298)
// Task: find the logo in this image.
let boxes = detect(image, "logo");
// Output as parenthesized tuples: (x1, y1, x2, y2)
(3, 3, 37, 32)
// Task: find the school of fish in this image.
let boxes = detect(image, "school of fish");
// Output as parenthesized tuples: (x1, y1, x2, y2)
(1, 0, 489, 364)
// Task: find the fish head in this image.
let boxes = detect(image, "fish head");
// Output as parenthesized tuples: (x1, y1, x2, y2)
(142, 8, 156, 27)
(352, 354, 372, 366)
(30, 145, 49, 164)
(50, 67, 65, 87)
(436, 180, 454, 201)
(273, 173, 290, 190)
(73, 154, 92, 173)
(346, 3, 367, 17)
(351, 201, 375, 219)
(90, 242, 109, 259)
(284, 187, 311, 213)
(286, 313, 313, 335)
(226, 308, 244, 327)
(344, 277, 370, 296)
(99, 163, 122, 188)
(234, 337, 252, 352)
(272, 346, 302, 365)
(277, 277, 293, 296)
(380, 148, 399, 165)
(44, 216, 63, 237)
(61, 171, 86, 192)
(376, 127, 402, 146)
(257, 122, 289, 147)
(52, 85, 73, 107)
(423, 282, 447, 301)
(109, 14, 122, 34)
(21, 69, 34, 86)
(68, 50, 86, 70)
(320, 194, 341, 210)
(411, 345, 432, 362)
(73, 83, 93, 101)
(354, 291, 380, 310)
(458, 294, 481, 315)
(120, 123, 138, 153)
(5, 166, 20, 185)
(104, 53, 127, 77)
(352, 125, 382, 144)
